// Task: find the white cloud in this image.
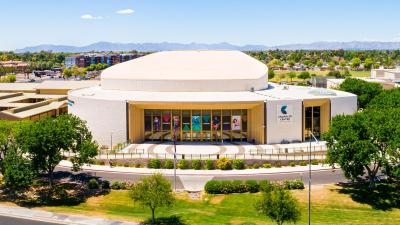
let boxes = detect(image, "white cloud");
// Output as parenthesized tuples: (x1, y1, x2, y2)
(116, 9, 134, 15)
(81, 14, 103, 20)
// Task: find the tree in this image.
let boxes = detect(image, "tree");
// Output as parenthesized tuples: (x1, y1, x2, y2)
(63, 68, 72, 78)
(268, 69, 275, 80)
(316, 60, 323, 67)
(130, 174, 175, 224)
(18, 114, 98, 187)
(351, 57, 361, 69)
(288, 60, 295, 68)
(297, 71, 310, 81)
(0, 120, 31, 173)
(324, 109, 400, 185)
(256, 185, 301, 225)
(287, 72, 297, 83)
(268, 59, 283, 68)
(363, 58, 374, 70)
(2, 147, 34, 194)
(338, 78, 382, 109)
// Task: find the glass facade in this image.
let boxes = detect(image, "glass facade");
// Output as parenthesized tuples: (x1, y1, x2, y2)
(144, 109, 248, 142)
(304, 106, 321, 140)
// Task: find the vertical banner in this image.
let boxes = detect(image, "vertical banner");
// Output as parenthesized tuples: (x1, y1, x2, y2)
(192, 115, 201, 131)
(231, 115, 241, 130)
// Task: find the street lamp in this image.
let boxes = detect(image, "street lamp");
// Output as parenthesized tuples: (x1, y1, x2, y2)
(308, 129, 318, 225)
(173, 116, 179, 191)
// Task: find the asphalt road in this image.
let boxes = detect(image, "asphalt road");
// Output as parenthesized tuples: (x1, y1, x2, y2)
(0, 215, 61, 225)
(55, 166, 346, 189)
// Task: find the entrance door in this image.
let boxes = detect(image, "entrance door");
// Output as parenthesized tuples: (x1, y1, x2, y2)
(304, 106, 321, 140)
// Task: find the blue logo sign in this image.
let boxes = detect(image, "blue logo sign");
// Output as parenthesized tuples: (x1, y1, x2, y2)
(280, 105, 288, 114)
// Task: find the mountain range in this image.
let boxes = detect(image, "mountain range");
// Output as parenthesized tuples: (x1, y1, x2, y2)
(15, 41, 400, 53)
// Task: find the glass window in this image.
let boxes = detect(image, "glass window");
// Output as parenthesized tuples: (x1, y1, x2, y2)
(202, 110, 211, 130)
(222, 110, 231, 130)
(182, 110, 191, 131)
(162, 110, 171, 131)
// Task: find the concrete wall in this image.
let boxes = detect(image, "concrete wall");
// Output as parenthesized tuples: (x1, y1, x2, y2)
(330, 96, 357, 118)
(265, 99, 303, 144)
(68, 96, 127, 147)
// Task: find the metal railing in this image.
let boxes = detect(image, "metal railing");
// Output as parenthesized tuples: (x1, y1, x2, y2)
(64, 146, 326, 161)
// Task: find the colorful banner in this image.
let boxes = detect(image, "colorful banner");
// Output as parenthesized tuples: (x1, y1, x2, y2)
(232, 115, 241, 131)
(212, 116, 220, 130)
(192, 116, 201, 131)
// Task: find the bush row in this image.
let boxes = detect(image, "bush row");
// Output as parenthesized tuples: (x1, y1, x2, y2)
(91, 158, 322, 170)
(204, 179, 304, 194)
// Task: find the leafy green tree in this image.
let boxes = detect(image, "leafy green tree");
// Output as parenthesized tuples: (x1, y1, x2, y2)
(63, 68, 72, 78)
(268, 69, 275, 80)
(338, 78, 382, 109)
(256, 185, 301, 225)
(287, 72, 297, 82)
(363, 58, 374, 70)
(18, 114, 98, 187)
(2, 147, 34, 194)
(323, 108, 400, 185)
(288, 60, 295, 68)
(0, 120, 31, 173)
(130, 174, 175, 224)
(297, 71, 310, 81)
(351, 57, 361, 69)
(268, 59, 283, 68)
(316, 60, 324, 67)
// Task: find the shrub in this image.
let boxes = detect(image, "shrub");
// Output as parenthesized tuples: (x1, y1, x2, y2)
(231, 180, 247, 193)
(99, 161, 106, 166)
(148, 159, 161, 169)
(311, 160, 319, 165)
(245, 180, 260, 193)
(232, 159, 245, 170)
(216, 157, 232, 170)
(88, 178, 99, 189)
(178, 160, 189, 169)
(274, 162, 282, 168)
(299, 161, 307, 166)
(123, 162, 130, 167)
(109, 160, 117, 167)
(204, 180, 221, 194)
(283, 180, 305, 190)
(134, 162, 142, 168)
(259, 180, 275, 193)
(163, 159, 174, 169)
(289, 162, 296, 167)
(111, 181, 127, 190)
(263, 163, 272, 168)
(205, 160, 214, 170)
(192, 160, 201, 170)
(252, 163, 260, 169)
(101, 180, 110, 189)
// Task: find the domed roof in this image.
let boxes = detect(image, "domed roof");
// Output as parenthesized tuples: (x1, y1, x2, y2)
(101, 50, 268, 92)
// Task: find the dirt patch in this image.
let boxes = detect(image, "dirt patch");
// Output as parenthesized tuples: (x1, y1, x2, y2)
(209, 195, 226, 205)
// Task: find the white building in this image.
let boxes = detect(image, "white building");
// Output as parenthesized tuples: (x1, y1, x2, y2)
(68, 50, 357, 147)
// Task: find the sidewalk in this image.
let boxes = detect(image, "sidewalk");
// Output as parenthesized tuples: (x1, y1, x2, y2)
(0, 204, 138, 225)
(59, 160, 334, 176)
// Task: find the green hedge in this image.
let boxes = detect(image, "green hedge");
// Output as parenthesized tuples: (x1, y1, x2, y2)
(192, 160, 201, 170)
(148, 159, 161, 169)
(204, 179, 304, 194)
(232, 159, 245, 170)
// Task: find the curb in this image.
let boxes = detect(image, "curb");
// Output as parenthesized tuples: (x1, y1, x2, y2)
(58, 165, 337, 177)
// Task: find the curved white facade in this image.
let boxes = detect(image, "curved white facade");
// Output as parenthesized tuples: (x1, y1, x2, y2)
(68, 50, 357, 147)
(101, 50, 268, 92)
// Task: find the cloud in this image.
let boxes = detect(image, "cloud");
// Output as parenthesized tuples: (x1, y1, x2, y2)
(81, 14, 103, 20)
(116, 9, 134, 15)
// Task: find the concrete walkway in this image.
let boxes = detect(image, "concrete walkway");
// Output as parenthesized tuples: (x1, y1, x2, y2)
(0, 204, 138, 225)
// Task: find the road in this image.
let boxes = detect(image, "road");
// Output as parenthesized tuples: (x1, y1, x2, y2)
(55, 166, 346, 189)
(0, 215, 60, 225)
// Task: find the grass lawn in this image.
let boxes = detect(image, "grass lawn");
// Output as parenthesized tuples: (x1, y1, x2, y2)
(39, 185, 400, 225)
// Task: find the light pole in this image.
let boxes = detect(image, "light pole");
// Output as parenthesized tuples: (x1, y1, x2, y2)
(308, 130, 318, 225)
(173, 117, 178, 191)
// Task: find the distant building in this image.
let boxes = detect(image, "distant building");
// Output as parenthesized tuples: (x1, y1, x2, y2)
(371, 66, 400, 83)
(64, 53, 145, 68)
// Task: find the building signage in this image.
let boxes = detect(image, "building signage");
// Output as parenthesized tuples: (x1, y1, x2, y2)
(277, 104, 293, 123)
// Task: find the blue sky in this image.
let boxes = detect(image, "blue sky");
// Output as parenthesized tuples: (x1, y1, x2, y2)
(1, 0, 400, 50)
